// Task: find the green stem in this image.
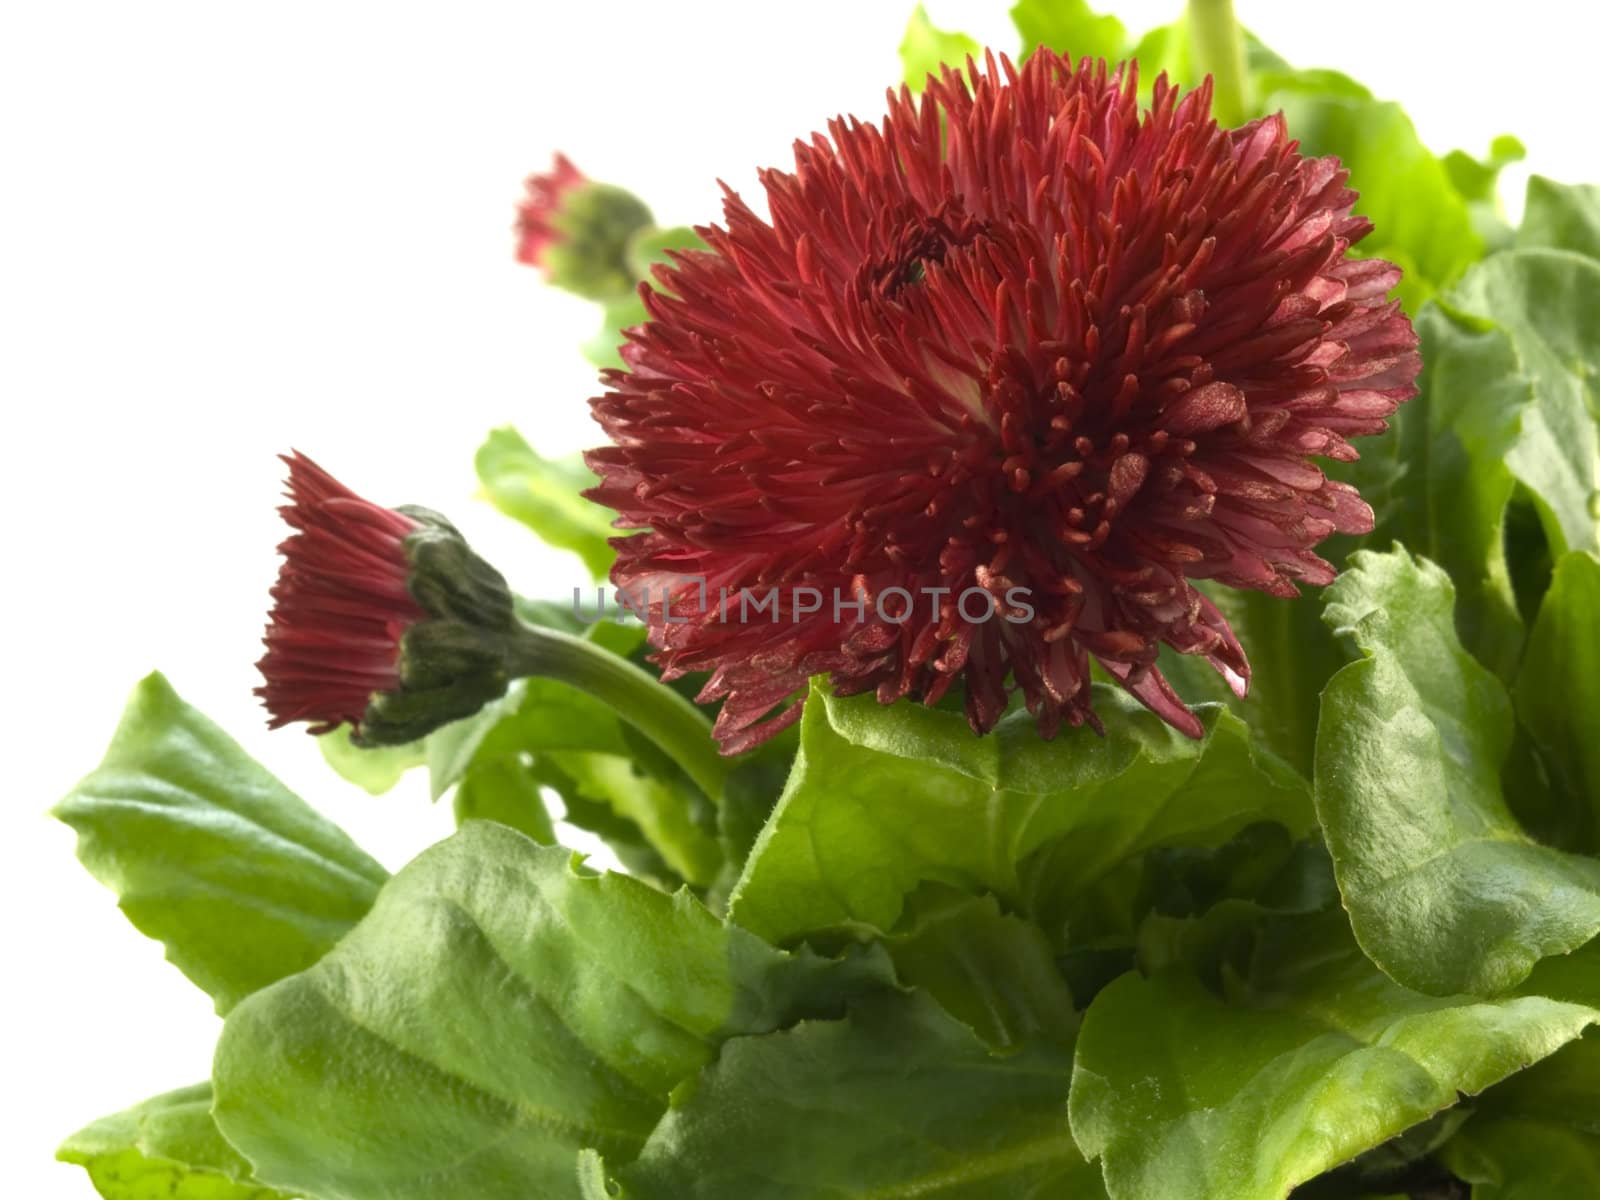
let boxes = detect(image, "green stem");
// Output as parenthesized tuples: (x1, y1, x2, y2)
(507, 622, 730, 804)
(1187, 0, 1249, 127)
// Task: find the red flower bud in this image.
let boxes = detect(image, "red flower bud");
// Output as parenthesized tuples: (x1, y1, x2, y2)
(515, 153, 587, 272)
(256, 453, 425, 736)
(515, 154, 655, 301)
(256, 453, 520, 744)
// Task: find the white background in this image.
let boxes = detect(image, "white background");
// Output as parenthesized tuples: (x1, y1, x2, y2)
(2, 1, 1593, 1193)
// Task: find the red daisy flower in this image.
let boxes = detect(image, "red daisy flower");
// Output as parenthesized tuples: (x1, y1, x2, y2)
(586, 50, 1421, 755)
(256, 452, 428, 736)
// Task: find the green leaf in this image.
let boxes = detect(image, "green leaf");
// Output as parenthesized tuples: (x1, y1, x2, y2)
(451, 755, 557, 844)
(1443, 135, 1525, 206)
(899, 5, 979, 92)
(584, 292, 646, 370)
(1513, 551, 1600, 848)
(1438, 250, 1600, 563)
(705, 721, 800, 909)
(1155, 585, 1370, 782)
(1440, 135, 1525, 253)
(1381, 306, 1530, 676)
(213, 822, 894, 1200)
(1200, 587, 1349, 776)
(590, 991, 1104, 1199)
(553, 738, 721, 885)
(430, 621, 686, 883)
(560, 781, 683, 886)
(586, 225, 706, 370)
(1139, 817, 1305, 919)
(1125, 18, 1191, 94)
(624, 224, 706, 284)
(317, 723, 426, 795)
(716, 721, 797, 870)
(1518, 175, 1600, 260)
(1069, 910, 1600, 1200)
(1134, 830, 1340, 986)
(1315, 549, 1600, 996)
(432, 673, 722, 886)
(1440, 1036, 1600, 1199)
(58, 1084, 291, 1200)
(475, 425, 617, 580)
(1259, 89, 1480, 313)
(729, 681, 1312, 945)
(1520, 939, 1600, 1010)
(1377, 249, 1600, 680)
(416, 610, 718, 882)
(883, 887, 1077, 1049)
(1249, 64, 1371, 104)
(1010, 0, 1126, 64)
(54, 673, 388, 1014)
(1297, 1106, 1471, 1195)
(424, 675, 532, 801)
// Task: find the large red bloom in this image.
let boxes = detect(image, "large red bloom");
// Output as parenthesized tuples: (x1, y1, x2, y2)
(256, 452, 426, 735)
(587, 51, 1420, 754)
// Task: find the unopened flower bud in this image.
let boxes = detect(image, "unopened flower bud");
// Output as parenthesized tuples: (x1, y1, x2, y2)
(256, 453, 519, 746)
(515, 154, 654, 301)
(257, 453, 731, 802)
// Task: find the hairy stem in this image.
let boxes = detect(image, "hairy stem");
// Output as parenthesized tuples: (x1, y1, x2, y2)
(507, 622, 730, 803)
(1188, 0, 1250, 127)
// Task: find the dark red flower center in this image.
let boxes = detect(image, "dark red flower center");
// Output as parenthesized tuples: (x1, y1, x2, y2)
(862, 205, 991, 299)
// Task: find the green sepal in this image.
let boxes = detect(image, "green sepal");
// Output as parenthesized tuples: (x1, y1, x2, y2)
(355, 510, 521, 746)
(398, 507, 517, 632)
(360, 621, 517, 746)
(544, 181, 655, 302)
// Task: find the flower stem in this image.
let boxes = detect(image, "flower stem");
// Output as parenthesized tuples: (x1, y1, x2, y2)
(1187, 0, 1250, 127)
(506, 622, 730, 803)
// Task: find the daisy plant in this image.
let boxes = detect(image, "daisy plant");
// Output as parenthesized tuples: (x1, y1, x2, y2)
(53, 2, 1600, 1198)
